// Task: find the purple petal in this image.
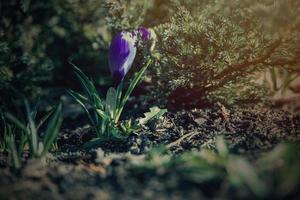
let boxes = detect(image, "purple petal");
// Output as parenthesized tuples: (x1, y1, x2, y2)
(138, 27, 151, 41)
(109, 32, 137, 83)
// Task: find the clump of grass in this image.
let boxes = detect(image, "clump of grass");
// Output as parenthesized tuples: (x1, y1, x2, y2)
(3, 100, 63, 168)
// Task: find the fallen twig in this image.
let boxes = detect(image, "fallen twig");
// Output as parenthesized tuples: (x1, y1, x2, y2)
(166, 132, 199, 149)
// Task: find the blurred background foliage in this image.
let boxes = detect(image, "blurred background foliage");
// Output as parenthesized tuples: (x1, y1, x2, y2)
(0, 0, 299, 110)
(0, 0, 110, 108)
(130, 138, 300, 199)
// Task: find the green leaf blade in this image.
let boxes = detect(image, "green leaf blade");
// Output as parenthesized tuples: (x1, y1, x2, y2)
(42, 103, 63, 156)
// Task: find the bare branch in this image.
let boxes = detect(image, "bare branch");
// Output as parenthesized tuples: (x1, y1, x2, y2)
(215, 39, 282, 80)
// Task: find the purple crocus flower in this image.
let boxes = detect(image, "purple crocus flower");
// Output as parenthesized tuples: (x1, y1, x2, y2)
(108, 28, 155, 83)
(109, 31, 137, 83)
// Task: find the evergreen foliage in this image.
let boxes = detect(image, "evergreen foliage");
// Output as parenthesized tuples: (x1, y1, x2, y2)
(151, 0, 300, 107)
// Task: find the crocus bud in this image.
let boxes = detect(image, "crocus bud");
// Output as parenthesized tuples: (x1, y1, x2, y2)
(109, 31, 137, 83)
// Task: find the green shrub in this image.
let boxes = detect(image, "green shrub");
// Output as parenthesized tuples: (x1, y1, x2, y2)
(150, 0, 300, 107)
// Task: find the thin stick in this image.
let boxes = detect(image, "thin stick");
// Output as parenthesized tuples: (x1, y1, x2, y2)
(166, 132, 199, 149)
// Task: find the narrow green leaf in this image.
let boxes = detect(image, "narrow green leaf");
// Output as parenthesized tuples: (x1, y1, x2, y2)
(5, 134, 21, 169)
(42, 103, 63, 156)
(95, 109, 109, 120)
(4, 113, 28, 134)
(115, 59, 152, 122)
(25, 100, 38, 155)
(111, 128, 128, 140)
(70, 62, 104, 128)
(68, 90, 95, 125)
(68, 89, 89, 104)
(100, 119, 108, 137)
(30, 98, 40, 121)
(116, 81, 123, 109)
(18, 131, 27, 157)
(105, 87, 117, 118)
(37, 109, 54, 130)
(70, 62, 98, 102)
(92, 93, 103, 109)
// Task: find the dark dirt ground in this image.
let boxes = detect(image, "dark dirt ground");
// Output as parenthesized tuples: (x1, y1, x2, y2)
(0, 105, 300, 200)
